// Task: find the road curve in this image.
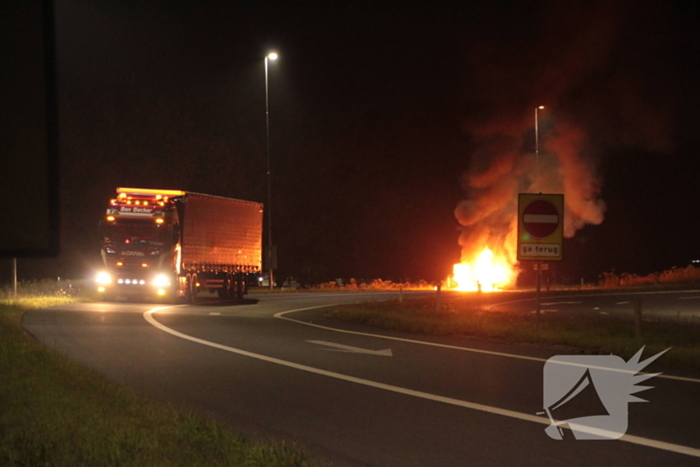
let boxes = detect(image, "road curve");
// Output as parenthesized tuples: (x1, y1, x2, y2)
(22, 291, 700, 467)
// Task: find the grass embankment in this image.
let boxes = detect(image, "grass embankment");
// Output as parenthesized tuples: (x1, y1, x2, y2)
(324, 294, 700, 371)
(1, 297, 322, 466)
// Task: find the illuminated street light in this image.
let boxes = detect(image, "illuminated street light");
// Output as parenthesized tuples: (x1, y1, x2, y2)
(265, 52, 278, 290)
(535, 105, 545, 187)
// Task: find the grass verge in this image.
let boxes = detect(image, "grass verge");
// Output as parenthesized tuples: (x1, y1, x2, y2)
(1, 297, 324, 466)
(324, 295, 700, 371)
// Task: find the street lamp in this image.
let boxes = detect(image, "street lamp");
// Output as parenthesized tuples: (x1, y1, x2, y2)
(265, 52, 278, 290)
(535, 105, 545, 187)
(534, 105, 545, 320)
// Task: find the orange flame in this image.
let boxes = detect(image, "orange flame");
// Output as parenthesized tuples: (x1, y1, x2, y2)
(451, 247, 516, 292)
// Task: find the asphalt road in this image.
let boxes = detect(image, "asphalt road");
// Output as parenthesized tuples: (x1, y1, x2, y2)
(22, 291, 700, 466)
(487, 289, 700, 320)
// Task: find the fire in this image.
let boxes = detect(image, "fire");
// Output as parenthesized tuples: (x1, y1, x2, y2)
(451, 247, 515, 292)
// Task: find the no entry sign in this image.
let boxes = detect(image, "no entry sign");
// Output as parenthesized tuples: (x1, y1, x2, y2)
(523, 199, 560, 238)
(517, 193, 564, 261)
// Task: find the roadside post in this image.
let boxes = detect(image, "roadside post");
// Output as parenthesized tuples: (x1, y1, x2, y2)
(435, 282, 442, 312)
(517, 193, 564, 321)
(13, 257, 17, 296)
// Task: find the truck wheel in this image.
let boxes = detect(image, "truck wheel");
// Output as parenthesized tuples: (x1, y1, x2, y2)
(189, 274, 198, 303)
(185, 274, 195, 303)
(217, 274, 229, 299)
(227, 273, 236, 299)
(235, 272, 244, 300)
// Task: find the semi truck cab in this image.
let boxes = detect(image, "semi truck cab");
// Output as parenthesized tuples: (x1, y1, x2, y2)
(96, 188, 183, 300)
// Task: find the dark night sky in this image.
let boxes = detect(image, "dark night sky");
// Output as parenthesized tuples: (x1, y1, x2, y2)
(6, 0, 700, 285)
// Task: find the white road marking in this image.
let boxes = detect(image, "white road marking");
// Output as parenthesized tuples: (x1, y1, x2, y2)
(274, 307, 700, 384)
(616, 301, 630, 305)
(679, 296, 700, 300)
(489, 290, 700, 313)
(524, 214, 558, 223)
(210, 312, 221, 315)
(307, 340, 393, 356)
(145, 306, 700, 458)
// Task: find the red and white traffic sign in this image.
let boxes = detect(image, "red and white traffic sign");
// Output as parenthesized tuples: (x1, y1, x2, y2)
(522, 199, 560, 238)
(517, 193, 564, 261)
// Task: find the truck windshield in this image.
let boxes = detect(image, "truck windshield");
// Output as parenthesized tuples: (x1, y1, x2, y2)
(102, 219, 167, 245)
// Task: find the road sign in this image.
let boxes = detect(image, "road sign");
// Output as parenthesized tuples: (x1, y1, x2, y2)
(517, 193, 564, 261)
(523, 199, 560, 238)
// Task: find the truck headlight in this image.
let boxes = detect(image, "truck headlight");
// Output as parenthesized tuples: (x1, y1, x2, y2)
(96, 272, 112, 285)
(152, 274, 171, 287)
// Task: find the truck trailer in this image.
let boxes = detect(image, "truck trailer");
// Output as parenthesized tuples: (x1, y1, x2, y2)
(96, 187, 263, 302)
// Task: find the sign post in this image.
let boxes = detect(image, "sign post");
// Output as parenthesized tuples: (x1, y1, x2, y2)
(517, 193, 564, 320)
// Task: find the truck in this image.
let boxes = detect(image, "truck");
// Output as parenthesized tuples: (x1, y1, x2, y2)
(95, 187, 263, 302)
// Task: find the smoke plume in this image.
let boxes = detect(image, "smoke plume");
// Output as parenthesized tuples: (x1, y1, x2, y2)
(454, 1, 676, 271)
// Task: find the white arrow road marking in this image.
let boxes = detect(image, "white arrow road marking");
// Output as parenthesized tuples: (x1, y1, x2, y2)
(145, 306, 700, 458)
(307, 340, 393, 356)
(275, 308, 700, 384)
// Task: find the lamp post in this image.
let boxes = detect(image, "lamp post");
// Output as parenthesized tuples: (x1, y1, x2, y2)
(534, 105, 545, 320)
(265, 52, 278, 290)
(535, 105, 545, 187)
